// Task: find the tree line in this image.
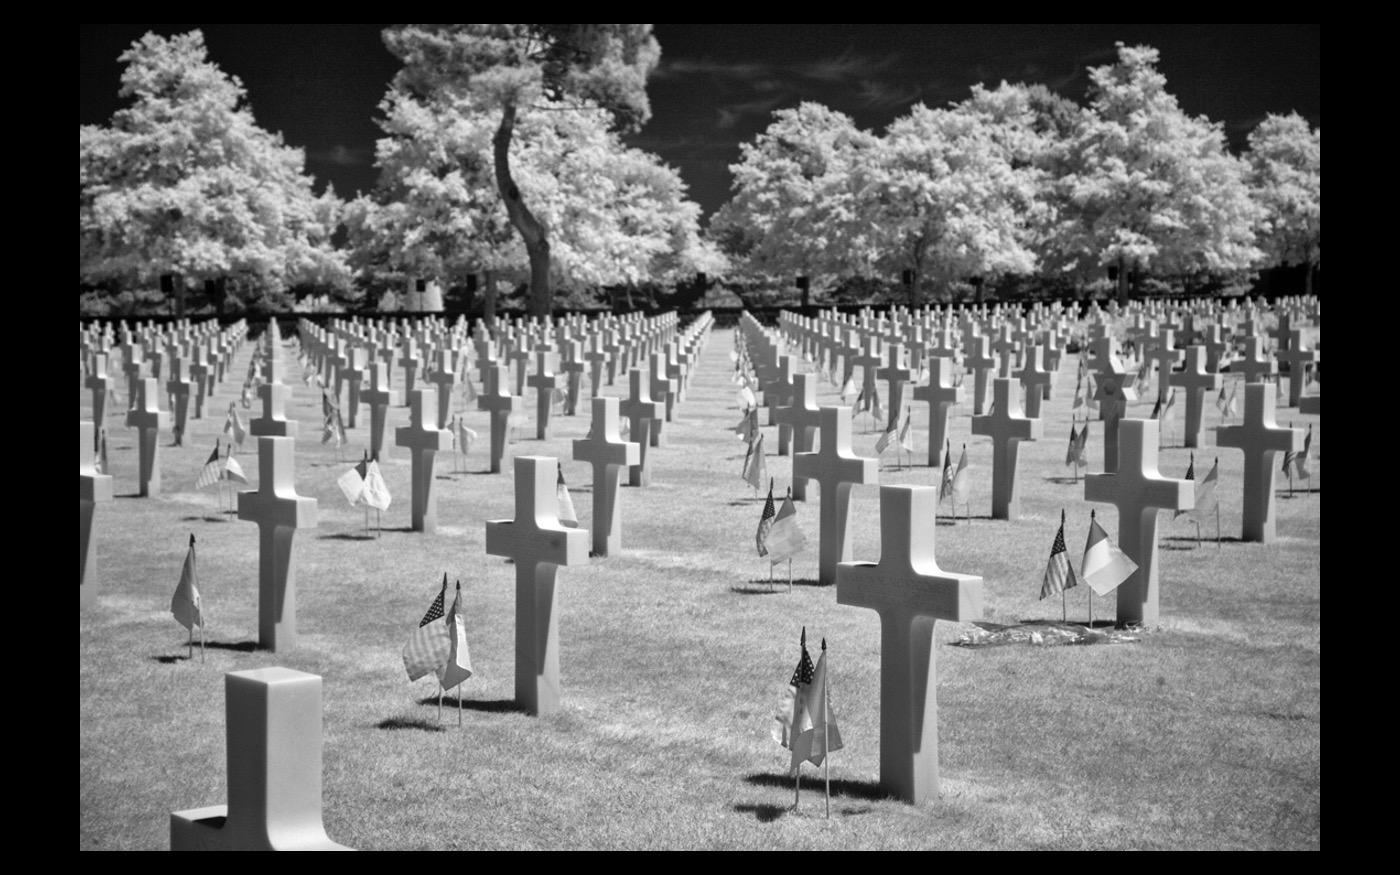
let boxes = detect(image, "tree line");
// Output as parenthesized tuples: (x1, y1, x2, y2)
(80, 29, 1318, 317)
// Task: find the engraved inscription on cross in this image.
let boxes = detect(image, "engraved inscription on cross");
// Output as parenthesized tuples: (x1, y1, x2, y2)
(970, 377, 1043, 520)
(792, 406, 879, 586)
(836, 485, 982, 804)
(573, 397, 640, 557)
(395, 389, 451, 533)
(237, 437, 318, 651)
(170, 668, 351, 850)
(485, 457, 589, 716)
(1084, 418, 1192, 626)
(1216, 383, 1302, 543)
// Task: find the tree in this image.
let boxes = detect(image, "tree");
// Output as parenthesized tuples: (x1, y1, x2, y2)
(346, 84, 721, 318)
(1247, 112, 1320, 295)
(856, 102, 1042, 304)
(709, 103, 878, 306)
(381, 24, 660, 318)
(81, 30, 349, 315)
(1059, 43, 1263, 300)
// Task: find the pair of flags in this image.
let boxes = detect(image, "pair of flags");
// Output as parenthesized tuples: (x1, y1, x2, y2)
(1283, 425, 1313, 480)
(449, 415, 479, 456)
(1174, 453, 1220, 520)
(873, 403, 914, 456)
(734, 407, 759, 443)
(772, 628, 842, 775)
(321, 389, 348, 446)
(939, 440, 971, 506)
(755, 480, 808, 564)
(336, 452, 392, 510)
(222, 402, 247, 449)
(195, 439, 248, 489)
(402, 575, 473, 690)
(1040, 509, 1139, 600)
(1065, 421, 1090, 467)
(1216, 384, 1239, 419)
(1150, 388, 1177, 421)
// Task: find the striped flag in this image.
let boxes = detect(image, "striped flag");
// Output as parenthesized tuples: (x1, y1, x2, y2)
(170, 534, 203, 631)
(1295, 425, 1312, 479)
(195, 441, 222, 489)
(939, 440, 955, 500)
(222, 402, 246, 449)
(222, 445, 248, 485)
(1081, 512, 1137, 596)
(436, 581, 474, 691)
(1175, 453, 1196, 519)
(556, 466, 578, 528)
(1074, 421, 1089, 465)
(765, 489, 808, 564)
(1040, 510, 1080, 599)
(874, 423, 895, 455)
(950, 443, 971, 506)
(756, 480, 775, 557)
(403, 575, 452, 682)
(742, 432, 768, 491)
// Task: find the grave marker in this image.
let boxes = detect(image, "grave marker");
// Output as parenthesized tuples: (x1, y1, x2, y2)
(477, 364, 521, 475)
(484, 457, 589, 716)
(1216, 383, 1303, 543)
(237, 437, 318, 651)
(125, 377, 170, 497)
(911, 357, 964, 469)
(1168, 346, 1220, 448)
(527, 350, 561, 440)
(619, 368, 661, 487)
(169, 667, 351, 850)
(362, 362, 398, 461)
(836, 485, 982, 804)
(572, 397, 641, 556)
(792, 406, 879, 586)
(394, 390, 451, 533)
(970, 377, 1043, 520)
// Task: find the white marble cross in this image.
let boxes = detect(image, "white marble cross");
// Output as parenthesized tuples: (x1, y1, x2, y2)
(572, 397, 640, 556)
(1084, 418, 1193, 625)
(970, 377, 1042, 520)
(619, 367, 661, 486)
(170, 667, 351, 850)
(527, 350, 561, 440)
(836, 484, 982, 804)
(484, 457, 590, 715)
(250, 353, 297, 438)
(912, 357, 964, 469)
(395, 389, 451, 532)
(237, 437, 318, 651)
(477, 363, 521, 475)
(774, 372, 822, 499)
(1216, 383, 1302, 543)
(362, 362, 398, 460)
(1168, 346, 1220, 448)
(125, 377, 170, 497)
(792, 406, 879, 586)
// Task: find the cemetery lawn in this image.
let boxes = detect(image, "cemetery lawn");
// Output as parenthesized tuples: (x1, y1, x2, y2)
(80, 324, 1319, 850)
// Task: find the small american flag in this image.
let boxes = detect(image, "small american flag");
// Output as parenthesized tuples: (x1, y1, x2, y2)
(756, 480, 775, 557)
(403, 575, 451, 682)
(1041, 511, 1080, 599)
(195, 441, 222, 489)
(790, 627, 815, 688)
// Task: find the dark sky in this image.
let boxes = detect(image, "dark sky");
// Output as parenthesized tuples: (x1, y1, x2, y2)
(79, 24, 1319, 220)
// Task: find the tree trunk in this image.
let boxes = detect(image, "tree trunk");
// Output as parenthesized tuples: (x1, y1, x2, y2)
(483, 269, 497, 328)
(492, 103, 552, 319)
(1305, 260, 1315, 297)
(1116, 255, 1129, 303)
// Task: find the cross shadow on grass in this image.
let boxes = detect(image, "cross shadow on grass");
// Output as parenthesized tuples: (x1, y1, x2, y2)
(376, 716, 446, 732)
(151, 640, 259, 662)
(1162, 534, 1245, 545)
(744, 772, 890, 801)
(732, 802, 788, 823)
(416, 695, 528, 714)
(320, 532, 377, 541)
(1044, 476, 1085, 485)
(732, 578, 826, 595)
(181, 515, 231, 523)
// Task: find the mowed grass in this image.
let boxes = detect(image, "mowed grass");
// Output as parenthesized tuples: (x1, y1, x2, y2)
(79, 322, 1319, 850)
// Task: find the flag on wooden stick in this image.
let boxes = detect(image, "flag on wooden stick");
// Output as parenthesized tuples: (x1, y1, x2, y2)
(1081, 509, 1137, 596)
(362, 458, 392, 511)
(222, 444, 248, 485)
(766, 488, 808, 564)
(1040, 509, 1080, 599)
(171, 533, 203, 631)
(436, 581, 473, 691)
(743, 432, 767, 491)
(195, 441, 222, 489)
(756, 479, 776, 557)
(403, 575, 451, 682)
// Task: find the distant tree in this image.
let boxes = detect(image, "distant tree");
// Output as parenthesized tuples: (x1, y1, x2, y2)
(1246, 112, 1320, 295)
(346, 84, 720, 319)
(856, 102, 1042, 304)
(382, 24, 660, 318)
(80, 30, 348, 315)
(1058, 43, 1263, 300)
(709, 102, 878, 306)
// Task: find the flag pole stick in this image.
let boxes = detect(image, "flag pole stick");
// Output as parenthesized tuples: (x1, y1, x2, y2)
(1195, 520, 1201, 549)
(1089, 588, 1094, 629)
(188, 623, 193, 661)
(794, 765, 801, 810)
(1062, 586, 1067, 623)
(823, 638, 830, 820)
